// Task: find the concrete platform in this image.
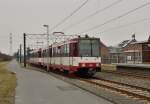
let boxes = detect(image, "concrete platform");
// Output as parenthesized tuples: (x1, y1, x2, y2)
(116, 63, 150, 69)
(7, 60, 113, 104)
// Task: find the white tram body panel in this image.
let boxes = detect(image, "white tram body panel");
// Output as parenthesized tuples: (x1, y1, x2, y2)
(41, 57, 101, 68)
(28, 36, 101, 76)
(72, 57, 101, 66)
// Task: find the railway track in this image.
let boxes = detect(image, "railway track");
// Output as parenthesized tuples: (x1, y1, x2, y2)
(80, 77, 150, 102)
(102, 70, 150, 80)
(93, 77, 150, 92)
(51, 71, 150, 102)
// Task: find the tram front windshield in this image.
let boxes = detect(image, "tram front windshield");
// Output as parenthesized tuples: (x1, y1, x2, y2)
(79, 39, 100, 57)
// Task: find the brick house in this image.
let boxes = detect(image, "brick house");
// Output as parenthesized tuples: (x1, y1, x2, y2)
(100, 41, 109, 64)
(108, 37, 136, 63)
(108, 46, 124, 63)
(123, 36, 150, 64)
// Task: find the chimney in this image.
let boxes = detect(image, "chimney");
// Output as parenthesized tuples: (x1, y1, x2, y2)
(132, 34, 136, 41)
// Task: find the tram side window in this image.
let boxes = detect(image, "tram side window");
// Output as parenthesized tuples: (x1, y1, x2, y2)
(53, 48, 56, 57)
(42, 51, 44, 57)
(44, 50, 46, 57)
(64, 45, 66, 57)
(52, 48, 54, 57)
(33, 53, 35, 58)
(35, 53, 38, 58)
(67, 44, 69, 56)
(32, 53, 34, 58)
(49, 48, 52, 57)
(52, 47, 62, 57)
(64, 44, 69, 57)
(34, 53, 36, 58)
(30, 53, 33, 58)
(38, 51, 42, 58)
(60, 45, 64, 57)
(57, 46, 61, 57)
(43, 50, 47, 57)
(55, 47, 57, 56)
(51, 45, 69, 57)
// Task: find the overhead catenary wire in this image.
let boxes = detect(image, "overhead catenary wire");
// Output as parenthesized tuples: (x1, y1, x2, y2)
(76, 1, 150, 35)
(27, 36, 47, 40)
(97, 17, 150, 34)
(26, 35, 46, 47)
(50, 0, 89, 32)
(61, 0, 123, 32)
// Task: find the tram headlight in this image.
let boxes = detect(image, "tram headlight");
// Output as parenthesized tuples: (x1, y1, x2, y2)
(81, 63, 86, 67)
(96, 63, 100, 67)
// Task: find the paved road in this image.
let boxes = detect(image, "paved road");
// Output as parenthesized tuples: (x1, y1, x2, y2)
(8, 60, 113, 104)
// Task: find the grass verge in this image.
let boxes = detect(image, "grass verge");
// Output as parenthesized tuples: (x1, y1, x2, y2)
(0, 62, 16, 104)
(101, 64, 116, 71)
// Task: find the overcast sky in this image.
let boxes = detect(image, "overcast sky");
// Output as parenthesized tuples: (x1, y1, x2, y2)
(0, 0, 150, 55)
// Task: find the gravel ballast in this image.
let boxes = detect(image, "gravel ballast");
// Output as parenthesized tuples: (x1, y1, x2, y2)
(95, 72, 150, 90)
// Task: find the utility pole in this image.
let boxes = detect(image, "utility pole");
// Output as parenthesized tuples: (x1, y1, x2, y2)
(18, 49, 19, 62)
(24, 33, 47, 68)
(16, 49, 19, 62)
(27, 47, 30, 60)
(9, 33, 12, 56)
(23, 33, 27, 67)
(43, 25, 50, 72)
(19, 44, 22, 63)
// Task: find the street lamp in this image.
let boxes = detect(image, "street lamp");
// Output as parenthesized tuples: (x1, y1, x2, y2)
(43, 25, 50, 71)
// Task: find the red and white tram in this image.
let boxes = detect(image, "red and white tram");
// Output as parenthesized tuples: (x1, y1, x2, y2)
(28, 36, 101, 76)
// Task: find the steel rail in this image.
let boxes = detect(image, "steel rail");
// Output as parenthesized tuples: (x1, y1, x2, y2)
(103, 71, 150, 80)
(81, 78, 150, 101)
(93, 77, 150, 92)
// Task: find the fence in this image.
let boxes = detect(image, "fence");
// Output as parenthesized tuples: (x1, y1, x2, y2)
(101, 56, 142, 64)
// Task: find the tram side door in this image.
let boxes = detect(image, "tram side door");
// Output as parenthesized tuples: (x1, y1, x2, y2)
(69, 44, 73, 68)
(70, 43, 77, 67)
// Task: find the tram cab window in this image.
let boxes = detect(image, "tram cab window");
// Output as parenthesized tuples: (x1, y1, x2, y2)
(79, 40, 91, 57)
(91, 40, 100, 57)
(79, 39, 100, 57)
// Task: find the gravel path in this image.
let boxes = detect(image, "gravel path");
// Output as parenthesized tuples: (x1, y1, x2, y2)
(7, 60, 113, 104)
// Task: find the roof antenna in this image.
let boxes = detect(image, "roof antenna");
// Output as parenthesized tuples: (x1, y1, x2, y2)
(132, 33, 136, 41)
(85, 34, 89, 38)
